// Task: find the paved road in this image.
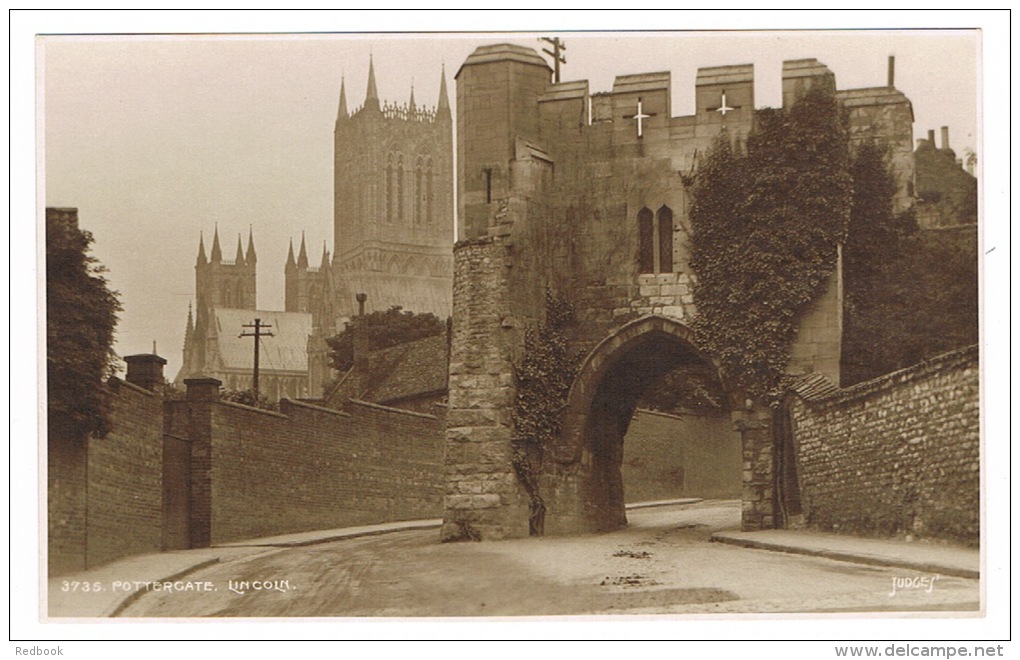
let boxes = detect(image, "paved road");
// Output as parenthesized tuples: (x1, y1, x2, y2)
(120, 501, 979, 617)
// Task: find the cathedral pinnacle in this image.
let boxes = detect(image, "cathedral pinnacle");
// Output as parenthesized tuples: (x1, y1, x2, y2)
(197, 231, 207, 265)
(246, 226, 257, 264)
(210, 225, 222, 263)
(364, 55, 380, 112)
(437, 63, 451, 119)
(337, 76, 348, 121)
(320, 241, 330, 269)
(298, 232, 309, 268)
(235, 234, 245, 264)
(286, 238, 296, 270)
(409, 79, 416, 113)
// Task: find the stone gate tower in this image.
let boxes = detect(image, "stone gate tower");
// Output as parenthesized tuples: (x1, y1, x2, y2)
(442, 44, 914, 541)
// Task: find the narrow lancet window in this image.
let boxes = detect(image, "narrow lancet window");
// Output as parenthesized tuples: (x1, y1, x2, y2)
(638, 207, 654, 274)
(657, 205, 674, 273)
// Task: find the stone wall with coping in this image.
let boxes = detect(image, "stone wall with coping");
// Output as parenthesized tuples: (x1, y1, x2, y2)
(790, 346, 979, 544)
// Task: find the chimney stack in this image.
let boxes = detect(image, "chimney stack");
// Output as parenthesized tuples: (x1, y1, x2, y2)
(941, 126, 950, 150)
(887, 55, 895, 87)
(124, 353, 167, 391)
(927, 129, 935, 144)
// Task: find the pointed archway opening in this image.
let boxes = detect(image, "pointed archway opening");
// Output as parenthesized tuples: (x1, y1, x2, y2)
(547, 316, 735, 534)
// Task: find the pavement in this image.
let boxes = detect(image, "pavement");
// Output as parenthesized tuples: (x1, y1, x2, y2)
(46, 498, 979, 618)
(710, 528, 979, 579)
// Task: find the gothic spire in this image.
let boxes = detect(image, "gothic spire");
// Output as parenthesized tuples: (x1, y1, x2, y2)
(210, 225, 222, 263)
(184, 302, 194, 344)
(286, 238, 296, 270)
(246, 226, 257, 264)
(235, 234, 245, 264)
(337, 76, 348, 121)
(196, 231, 207, 265)
(364, 55, 380, 112)
(318, 241, 330, 269)
(409, 79, 416, 113)
(437, 63, 451, 119)
(298, 232, 309, 268)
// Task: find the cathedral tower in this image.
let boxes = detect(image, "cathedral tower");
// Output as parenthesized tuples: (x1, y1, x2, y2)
(329, 58, 455, 319)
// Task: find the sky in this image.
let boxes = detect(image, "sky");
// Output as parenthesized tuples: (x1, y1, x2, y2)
(11, 9, 1014, 647)
(38, 25, 983, 380)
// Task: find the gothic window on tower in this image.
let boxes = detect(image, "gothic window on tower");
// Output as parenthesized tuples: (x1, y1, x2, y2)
(386, 153, 395, 222)
(638, 205, 674, 274)
(426, 159, 434, 224)
(397, 155, 405, 223)
(415, 156, 424, 226)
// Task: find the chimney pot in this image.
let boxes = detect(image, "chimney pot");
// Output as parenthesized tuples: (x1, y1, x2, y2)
(941, 126, 950, 150)
(124, 353, 168, 391)
(887, 55, 895, 87)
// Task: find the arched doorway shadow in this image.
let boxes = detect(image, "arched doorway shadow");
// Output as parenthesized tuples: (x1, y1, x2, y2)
(545, 316, 728, 534)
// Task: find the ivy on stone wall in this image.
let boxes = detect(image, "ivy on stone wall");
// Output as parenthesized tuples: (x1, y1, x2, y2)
(686, 86, 852, 402)
(511, 290, 580, 535)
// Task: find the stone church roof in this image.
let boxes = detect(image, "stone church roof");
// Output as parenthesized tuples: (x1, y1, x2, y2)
(212, 308, 312, 374)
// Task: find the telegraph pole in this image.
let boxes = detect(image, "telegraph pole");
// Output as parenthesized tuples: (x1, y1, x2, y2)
(540, 37, 566, 83)
(240, 318, 273, 399)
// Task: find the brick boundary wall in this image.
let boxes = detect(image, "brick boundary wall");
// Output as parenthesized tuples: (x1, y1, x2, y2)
(789, 345, 979, 544)
(85, 379, 165, 566)
(203, 396, 444, 544)
(50, 371, 445, 574)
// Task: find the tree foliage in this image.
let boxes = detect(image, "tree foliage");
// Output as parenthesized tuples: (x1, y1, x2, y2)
(841, 143, 977, 385)
(686, 86, 852, 402)
(325, 305, 445, 374)
(46, 211, 122, 439)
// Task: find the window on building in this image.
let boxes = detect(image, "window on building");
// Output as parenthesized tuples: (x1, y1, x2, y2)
(638, 207, 654, 274)
(386, 154, 394, 222)
(426, 159, 435, 225)
(638, 205, 675, 274)
(415, 157, 424, 225)
(397, 155, 405, 222)
(657, 205, 674, 273)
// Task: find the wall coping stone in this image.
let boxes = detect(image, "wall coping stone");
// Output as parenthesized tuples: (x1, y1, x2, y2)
(348, 398, 439, 420)
(793, 344, 978, 409)
(215, 399, 289, 419)
(106, 377, 158, 398)
(280, 398, 352, 418)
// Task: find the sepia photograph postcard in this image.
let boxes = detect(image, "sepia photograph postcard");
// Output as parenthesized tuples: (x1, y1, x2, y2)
(12, 8, 1010, 652)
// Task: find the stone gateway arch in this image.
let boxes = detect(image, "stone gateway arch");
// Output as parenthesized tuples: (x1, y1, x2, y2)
(440, 44, 914, 541)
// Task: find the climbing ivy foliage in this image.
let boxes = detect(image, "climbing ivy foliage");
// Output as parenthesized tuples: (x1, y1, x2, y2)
(686, 86, 852, 402)
(511, 290, 580, 535)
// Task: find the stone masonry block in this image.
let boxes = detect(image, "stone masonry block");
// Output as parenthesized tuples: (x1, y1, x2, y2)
(446, 493, 502, 510)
